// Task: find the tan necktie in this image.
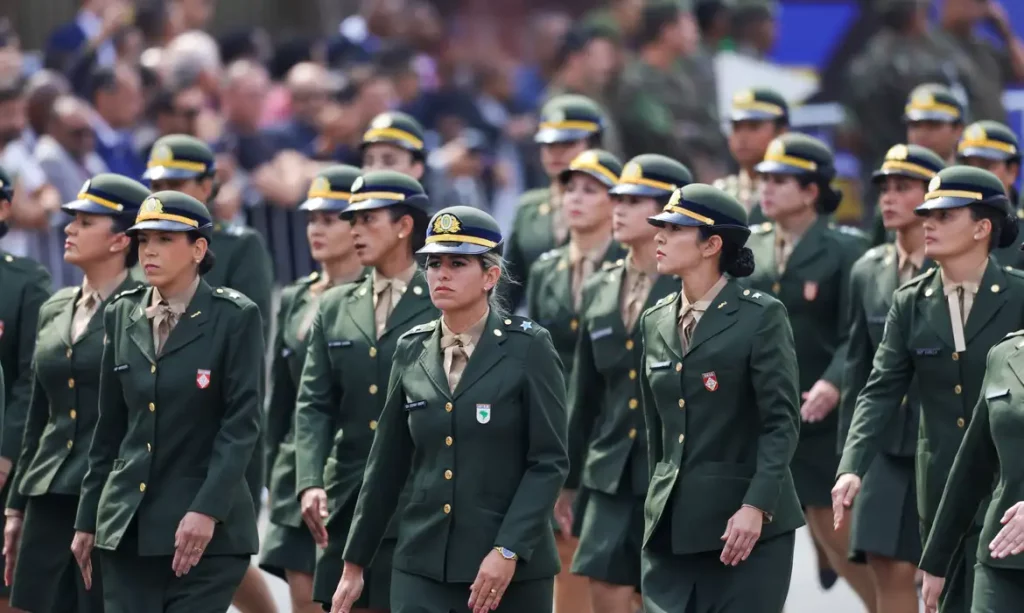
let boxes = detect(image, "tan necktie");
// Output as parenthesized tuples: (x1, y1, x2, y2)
(678, 305, 703, 354)
(571, 255, 597, 311)
(441, 332, 472, 392)
(296, 282, 331, 342)
(898, 259, 919, 285)
(622, 272, 648, 330)
(944, 282, 977, 352)
(146, 301, 184, 354)
(551, 197, 569, 245)
(374, 280, 394, 339)
(775, 237, 788, 276)
(71, 290, 101, 342)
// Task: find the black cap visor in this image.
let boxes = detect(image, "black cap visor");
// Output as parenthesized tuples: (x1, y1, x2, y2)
(340, 193, 430, 219)
(61, 198, 126, 216)
(731, 109, 783, 122)
(609, 182, 675, 198)
(915, 194, 1009, 215)
(871, 167, 932, 184)
(127, 218, 203, 234)
(904, 110, 960, 124)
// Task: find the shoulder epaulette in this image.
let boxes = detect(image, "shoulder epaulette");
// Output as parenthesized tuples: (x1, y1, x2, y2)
(1017, 208, 1024, 220)
(829, 223, 869, 240)
(655, 292, 677, 307)
(539, 248, 561, 262)
(1003, 266, 1024, 281)
(739, 287, 768, 306)
(502, 315, 538, 334)
(865, 244, 893, 260)
(750, 221, 773, 234)
(401, 320, 438, 338)
(898, 267, 938, 291)
(112, 285, 146, 301)
(602, 258, 625, 271)
(212, 287, 253, 308)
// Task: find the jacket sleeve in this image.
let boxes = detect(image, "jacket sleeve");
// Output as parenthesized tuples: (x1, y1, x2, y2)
(264, 289, 296, 480)
(640, 314, 663, 483)
(227, 233, 275, 343)
(75, 305, 129, 533)
(744, 300, 801, 516)
(293, 302, 338, 494)
(494, 329, 569, 561)
(839, 265, 870, 450)
(6, 373, 48, 512)
(821, 238, 869, 389)
(1, 271, 51, 460)
(564, 316, 603, 490)
(189, 303, 263, 521)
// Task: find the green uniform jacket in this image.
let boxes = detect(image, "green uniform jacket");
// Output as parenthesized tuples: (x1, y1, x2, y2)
(504, 188, 563, 310)
(526, 243, 627, 376)
(747, 218, 868, 435)
(203, 222, 275, 340)
(293, 271, 437, 536)
(839, 244, 935, 455)
(8, 276, 142, 511)
(920, 331, 1024, 575)
(639, 280, 805, 553)
(0, 253, 52, 463)
(75, 281, 263, 556)
(565, 262, 678, 496)
(838, 260, 1024, 534)
(343, 313, 568, 583)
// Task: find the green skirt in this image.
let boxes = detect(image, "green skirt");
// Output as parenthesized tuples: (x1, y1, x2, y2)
(98, 549, 248, 613)
(571, 487, 643, 588)
(390, 568, 553, 613)
(969, 563, 1024, 613)
(939, 528, 979, 613)
(849, 452, 921, 564)
(313, 536, 395, 610)
(790, 423, 838, 508)
(259, 522, 317, 579)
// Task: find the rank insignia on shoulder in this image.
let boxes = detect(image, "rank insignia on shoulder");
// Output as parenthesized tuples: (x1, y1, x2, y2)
(520, 320, 533, 331)
(658, 293, 677, 305)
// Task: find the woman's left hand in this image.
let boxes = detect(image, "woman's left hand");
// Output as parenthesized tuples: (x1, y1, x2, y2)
(921, 572, 945, 613)
(172, 511, 216, 577)
(468, 548, 516, 613)
(800, 380, 840, 423)
(990, 501, 1024, 559)
(720, 505, 764, 566)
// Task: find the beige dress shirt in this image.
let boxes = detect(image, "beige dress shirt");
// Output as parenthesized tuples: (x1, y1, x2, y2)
(774, 226, 808, 276)
(373, 262, 418, 339)
(940, 260, 987, 353)
(677, 275, 728, 353)
(569, 238, 612, 310)
(71, 271, 127, 342)
(895, 241, 926, 285)
(146, 275, 200, 354)
(439, 309, 489, 392)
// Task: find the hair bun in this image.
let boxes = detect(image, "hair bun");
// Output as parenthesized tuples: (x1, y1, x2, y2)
(999, 212, 1020, 249)
(818, 184, 843, 215)
(725, 246, 756, 278)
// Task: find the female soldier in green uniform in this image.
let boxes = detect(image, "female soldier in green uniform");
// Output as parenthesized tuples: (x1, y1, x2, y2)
(834, 166, 1024, 613)
(919, 328, 1024, 613)
(0, 166, 52, 611)
(3, 174, 149, 612)
(293, 170, 436, 612)
(360, 111, 427, 181)
(639, 183, 804, 613)
(71, 191, 263, 612)
(745, 133, 874, 606)
(841, 144, 945, 612)
(260, 165, 366, 613)
(557, 154, 691, 613)
(331, 206, 568, 613)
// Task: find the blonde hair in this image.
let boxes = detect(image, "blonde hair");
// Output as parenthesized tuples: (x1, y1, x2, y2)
(482, 251, 514, 318)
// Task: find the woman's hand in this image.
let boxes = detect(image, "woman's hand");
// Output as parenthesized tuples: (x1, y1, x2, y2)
(720, 505, 763, 565)
(300, 487, 330, 548)
(172, 511, 215, 577)
(329, 562, 365, 613)
(468, 549, 516, 613)
(70, 531, 96, 590)
(3, 511, 22, 586)
(921, 572, 945, 613)
(800, 380, 840, 423)
(553, 489, 576, 536)
(831, 473, 862, 530)
(990, 501, 1024, 559)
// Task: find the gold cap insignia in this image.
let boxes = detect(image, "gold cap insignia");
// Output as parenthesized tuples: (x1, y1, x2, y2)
(886, 144, 910, 161)
(928, 175, 941, 193)
(351, 176, 364, 192)
(311, 176, 330, 193)
(732, 89, 754, 105)
(664, 189, 682, 211)
(766, 138, 786, 158)
(574, 150, 599, 166)
(965, 123, 987, 141)
(141, 197, 164, 215)
(621, 162, 643, 181)
(80, 179, 91, 194)
(150, 144, 174, 165)
(911, 91, 934, 106)
(371, 114, 393, 129)
(432, 213, 462, 234)
(547, 108, 565, 123)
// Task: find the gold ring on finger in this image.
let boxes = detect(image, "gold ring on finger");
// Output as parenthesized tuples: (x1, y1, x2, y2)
(490, 588, 497, 594)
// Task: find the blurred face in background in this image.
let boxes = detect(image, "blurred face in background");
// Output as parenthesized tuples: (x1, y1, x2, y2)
(171, 86, 205, 136)
(877, 175, 927, 231)
(286, 63, 329, 126)
(95, 65, 143, 129)
(52, 100, 97, 161)
(665, 13, 700, 56)
(307, 210, 354, 264)
(907, 120, 963, 161)
(562, 173, 612, 233)
(223, 62, 269, 132)
(612, 195, 661, 244)
(729, 120, 783, 169)
(0, 92, 26, 147)
(583, 37, 619, 91)
(540, 140, 589, 179)
(362, 142, 424, 179)
(358, 76, 397, 124)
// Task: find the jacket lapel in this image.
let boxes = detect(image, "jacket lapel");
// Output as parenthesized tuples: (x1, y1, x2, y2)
(964, 258, 1008, 344)
(782, 216, 829, 275)
(916, 270, 955, 349)
(77, 277, 140, 345)
(655, 296, 684, 362)
(159, 281, 211, 359)
(748, 231, 778, 284)
(453, 311, 507, 399)
(382, 271, 433, 338)
(417, 324, 450, 399)
(1007, 344, 1024, 389)
(345, 278, 376, 344)
(56, 288, 79, 349)
(127, 288, 157, 365)
(685, 281, 740, 356)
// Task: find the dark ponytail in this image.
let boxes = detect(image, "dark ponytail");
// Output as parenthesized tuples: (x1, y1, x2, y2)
(969, 201, 1019, 250)
(699, 227, 756, 278)
(724, 246, 756, 277)
(797, 174, 842, 214)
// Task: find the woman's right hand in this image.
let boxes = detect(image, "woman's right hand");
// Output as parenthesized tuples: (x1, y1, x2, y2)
(831, 473, 862, 530)
(70, 531, 96, 590)
(3, 511, 23, 586)
(553, 489, 576, 536)
(921, 572, 945, 613)
(330, 561, 365, 613)
(300, 487, 330, 548)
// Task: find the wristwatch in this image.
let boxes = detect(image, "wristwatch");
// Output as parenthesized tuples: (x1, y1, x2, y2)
(494, 546, 518, 560)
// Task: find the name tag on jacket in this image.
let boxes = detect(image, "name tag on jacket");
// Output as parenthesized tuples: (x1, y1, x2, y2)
(914, 348, 940, 357)
(327, 340, 353, 348)
(404, 400, 427, 411)
(867, 315, 888, 325)
(590, 327, 614, 341)
(649, 360, 673, 371)
(113, 364, 130, 372)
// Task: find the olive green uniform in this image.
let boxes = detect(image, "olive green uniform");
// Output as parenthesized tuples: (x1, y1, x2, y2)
(343, 312, 568, 612)
(505, 187, 564, 310)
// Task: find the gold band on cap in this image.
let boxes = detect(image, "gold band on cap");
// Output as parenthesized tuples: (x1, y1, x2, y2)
(76, 192, 124, 212)
(363, 127, 424, 149)
(619, 176, 677, 191)
(905, 101, 960, 118)
(146, 159, 207, 172)
(881, 161, 937, 178)
(424, 234, 498, 248)
(348, 191, 408, 203)
(569, 161, 619, 184)
(539, 120, 600, 133)
(663, 205, 714, 225)
(732, 101, 784, 116)
(925, 189, 984, 201)
(958, 138, 1017, 155)
(135, 211, 201, 227)
(306, 190, 352, 200)
(763, 152, 817, 171)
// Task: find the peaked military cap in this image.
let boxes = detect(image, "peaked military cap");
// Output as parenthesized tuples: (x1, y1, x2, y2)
(143, 134, 216, 181)
(755, 133, 836, 179)
(915, 166, 1009, 214)
(417, 206, 503, 256)
(903, 83, 963, 124)
(649, 183, 750, 239)
(557, 149, 623, 188)
(610, 154, 693, 198)
(340, 170, 429, 218)
(958, 120, 1021, 162)
(729, 87, 789, 123)
(63, 173, 152, 217)
(871, 144, 946, 183)
(300, 165, 362, 212)
(535, 94, 606, 145)
(361, 111, 426, 155)
(127, 190, 214, 238)
(0, 165, 12, 201)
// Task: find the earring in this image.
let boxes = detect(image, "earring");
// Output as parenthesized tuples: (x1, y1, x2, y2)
(398, 233, 405, 239)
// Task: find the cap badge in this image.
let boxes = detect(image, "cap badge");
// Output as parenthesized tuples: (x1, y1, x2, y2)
(766, 139, 786, 158)
(140, 197, 164, 215)
(928, 175, 941, 193)
(371, 114, 393, 129)
(911, 91, 934, 106)
(664, 189, 682, 211)
(432, 213, 462, 234)
(622, 162, 643, 182)
(151, 144, 174, 165)
(80, 179, 91, 194)
(574, 150, 599, 166)
(886, 144, 909, 161)
(732, 89, 754, 105)
(351, 176, 364, 193)
(965, 124, 987, 141)
(311, 176, 330, 193)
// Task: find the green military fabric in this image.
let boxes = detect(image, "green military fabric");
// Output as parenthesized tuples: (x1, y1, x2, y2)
(504, 187, 562, 310)
(342, 312, 568, 587)
(203, 221, 274, 338)
(362, 110, 427, 158)
(390, 568, 554, 613)
(746, 217, 868, 506)
(75, 280, 263, 559)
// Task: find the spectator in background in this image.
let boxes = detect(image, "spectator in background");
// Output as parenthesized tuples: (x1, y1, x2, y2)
(732, 0, 778, 60)
(88, 63, 144, 179)
(514, 11, 572, 112)
(696, 0, 734, 53)
(583, 0, 645, 44)
(139, 82, 205, 159)
(44, 0, 124, 73)
(22, 71, 71, 150)
(163, 29, 222, 106)
(266, 62, 331, 155)
(261, 37, 326, 127)
(167, 0, 216, 36)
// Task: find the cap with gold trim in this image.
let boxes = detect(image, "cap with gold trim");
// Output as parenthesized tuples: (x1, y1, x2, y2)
(339, 170, 429, 218)
(754, 133, 836, 179)
(871, 144, 946, 183)
(557, 149, 623, 188)
(417, 206, 503, 256)
(535, 94, 606, 145)
(903, 83, 963, 124)
(300, 165, 362, 212)
(62, 173, 152, 217)
(648, 183, 750, 240)
(957, 120, 1021, 162)
(0, 165, 14, 201)
(127, 190, 214, 239)
(142, 134, 216, 182)
(609, 154, 693, 198)
(361, 111, 426, 158)
(729, 87, 789, 123)
(915, 166, 1008, 213)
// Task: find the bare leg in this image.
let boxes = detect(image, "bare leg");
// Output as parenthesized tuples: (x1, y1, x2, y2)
(554, 534, 592, 613)
(588, 579, 636, 613)
(232, 565, 278, 613)
(804, 507, 877, 613)
(866, 554, 920, 613)
(285, 570, 323, 613)
(814, 538, 838, 589)
(0, 599, 25, 612)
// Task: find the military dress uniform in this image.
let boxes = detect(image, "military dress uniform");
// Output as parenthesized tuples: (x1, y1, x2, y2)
(75, 192, 263, 612)
(0, 166, 53, 599)
(839, 167, 1024, 613)
(343, 206, 568, 612)
(841, 145, 945, 565)
(746, 134, 869, 508)
(5, 175, 150, 613)
(639, 185, 804, 613)
(362, 111, 427, 167)
(919, 329, 1024, 610)
(261, 166, 367, 579)
(505, 95, 608, 310)
(292, 171, 438, 609)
